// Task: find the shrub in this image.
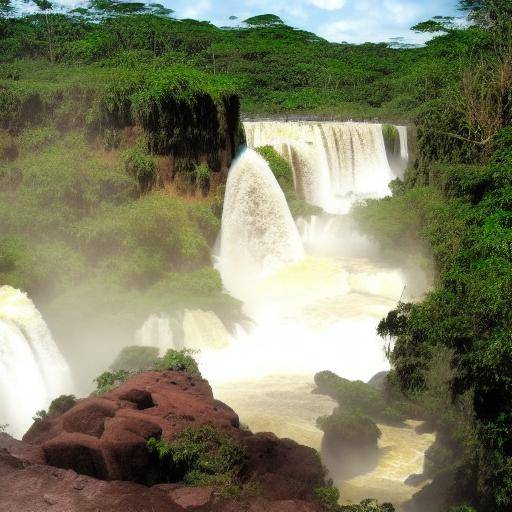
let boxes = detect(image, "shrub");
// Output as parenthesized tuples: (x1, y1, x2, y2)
(189, 163, 210, 195)
(94, 369, 130, 394)
(314, 486, 341, 511)
(48, 395, 77, 417)
(122, 144, 157, 193)
(317, 410, 382, 445)
(314, 371, 403, 425)
(154, 349, 200, 375)
(103, 128, 122, 150)
(382, 124, 400, 157)
(147, 425, 245, 485)
(0, 129, 17, 159)
(110, 346, 159, 372)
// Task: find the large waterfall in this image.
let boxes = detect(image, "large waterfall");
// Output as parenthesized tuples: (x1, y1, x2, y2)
(0, 286, 73, 437)
(244, 121, 395, 214)
(217, 147, 304, 298)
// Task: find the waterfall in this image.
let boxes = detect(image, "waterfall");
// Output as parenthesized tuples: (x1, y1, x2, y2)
(397, 126, 409, 162)
(0, 286, 73, 438)
(244, 121, 395, 214)
(183, 310, 233, 350)
(136, 314, 178, 355)
(217, 148, 304, 298)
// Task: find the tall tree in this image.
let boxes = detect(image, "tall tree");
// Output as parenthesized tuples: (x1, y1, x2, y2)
(33, 0, 55, 62)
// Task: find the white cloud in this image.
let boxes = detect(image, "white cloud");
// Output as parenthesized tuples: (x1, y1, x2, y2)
(307, 0, 346, 10)
(181, 0, 212, 19)
(318, 17, 431, 44)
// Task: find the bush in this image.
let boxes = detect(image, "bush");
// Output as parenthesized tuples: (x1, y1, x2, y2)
(103, 128, 122, 150)
(154, 349, 200, 375)
(110, 346, 159, 372)
(122, 144, 157, 193)
(314, 486, 341, 511)
(48, 395, 77, 417)
(314, 371, 403, 425)
(317, 410, 382, 445)
(382, 124, 400, 157)
(94, 369, 130, 394)
(147, 425, 246, 485)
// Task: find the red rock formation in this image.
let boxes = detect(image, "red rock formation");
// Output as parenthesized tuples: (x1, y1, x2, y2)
(0, 371, 323, 511)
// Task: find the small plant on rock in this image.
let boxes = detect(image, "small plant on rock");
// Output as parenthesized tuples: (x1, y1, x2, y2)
(94, 369, 130, 394)
(154, 348, 200, 375)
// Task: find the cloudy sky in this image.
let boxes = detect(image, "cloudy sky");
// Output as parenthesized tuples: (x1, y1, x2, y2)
(166, 0, 462, 45)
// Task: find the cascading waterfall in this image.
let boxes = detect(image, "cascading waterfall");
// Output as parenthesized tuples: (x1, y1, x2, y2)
(397, 125, 409, 162)
(217, 147, 304, 298)
(0, 286, 73, 438)
(183, 309, 233, 350)
(136, 314, 178, 354)
(244, 121, 395, 214)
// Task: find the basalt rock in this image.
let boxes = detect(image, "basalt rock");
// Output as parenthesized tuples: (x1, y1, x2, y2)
(0, 371, 324, 512)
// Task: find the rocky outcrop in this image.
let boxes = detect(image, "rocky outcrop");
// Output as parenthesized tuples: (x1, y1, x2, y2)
(0, 371, 324, 512)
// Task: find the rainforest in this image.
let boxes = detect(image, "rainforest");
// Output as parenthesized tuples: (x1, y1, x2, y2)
(0, 0, 511, 511)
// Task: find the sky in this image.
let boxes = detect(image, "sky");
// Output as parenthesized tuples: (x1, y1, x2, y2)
(20, 0, 464, 46)
(164, 0, 462, 45)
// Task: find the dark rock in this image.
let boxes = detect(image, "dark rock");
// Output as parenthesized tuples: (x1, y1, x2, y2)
(404, 473, 427, 486)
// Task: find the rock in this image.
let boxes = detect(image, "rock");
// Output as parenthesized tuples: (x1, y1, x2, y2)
(367, 371, 388, 391)
(169, 486, 214, 508)
(0, 370, 325, 512)
(404, 473, 427, 486)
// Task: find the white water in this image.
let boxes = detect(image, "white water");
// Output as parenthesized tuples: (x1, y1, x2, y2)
(136, 314, 177, 354)
(397, 126, 409, 162)
(217, 148, 304, 299)
(0, 286, 73, 438)
(244, 121, 395, 214)
(131, 121, 429, 507)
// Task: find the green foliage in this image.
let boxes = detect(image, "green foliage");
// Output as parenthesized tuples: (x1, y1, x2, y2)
(382, 124, 400, 156)
(122, 144, 157, 193)
(110, 346, 159, 372)
(256, 145, 322, 217)
(33, 409, 48, 422)
(314, 486, 340, 511)
(317, 410, 382, 445)
(363, 130, 512, 510)
(94, 369, 130, 394)
(147, 425, 246, 485)
(153, 348, 200, 375)
(45, 395, 77, 417)
(314, 370, 404, 425)
(243, 14, 284, 27)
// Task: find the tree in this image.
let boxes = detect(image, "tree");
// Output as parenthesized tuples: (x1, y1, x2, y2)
(243, 14, 284, 27)
(412, 16, 456, 33)
(0, 0, 13, 18)
(33, 0, 55, 62)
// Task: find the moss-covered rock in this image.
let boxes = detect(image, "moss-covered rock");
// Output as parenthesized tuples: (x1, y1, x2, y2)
(256, 145, 322, 217)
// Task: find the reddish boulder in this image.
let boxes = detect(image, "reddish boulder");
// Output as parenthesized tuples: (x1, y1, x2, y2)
(0, 370, 325, 511)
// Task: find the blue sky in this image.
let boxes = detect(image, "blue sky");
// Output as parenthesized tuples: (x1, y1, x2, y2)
(23, 0, 463, 45)
(163, 0, 462, 44)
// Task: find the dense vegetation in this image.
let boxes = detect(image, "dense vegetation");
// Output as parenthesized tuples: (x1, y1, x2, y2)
(351, 2, 512, 510)
(1, 0, 512, 510)
(147, 425, 246, 488)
